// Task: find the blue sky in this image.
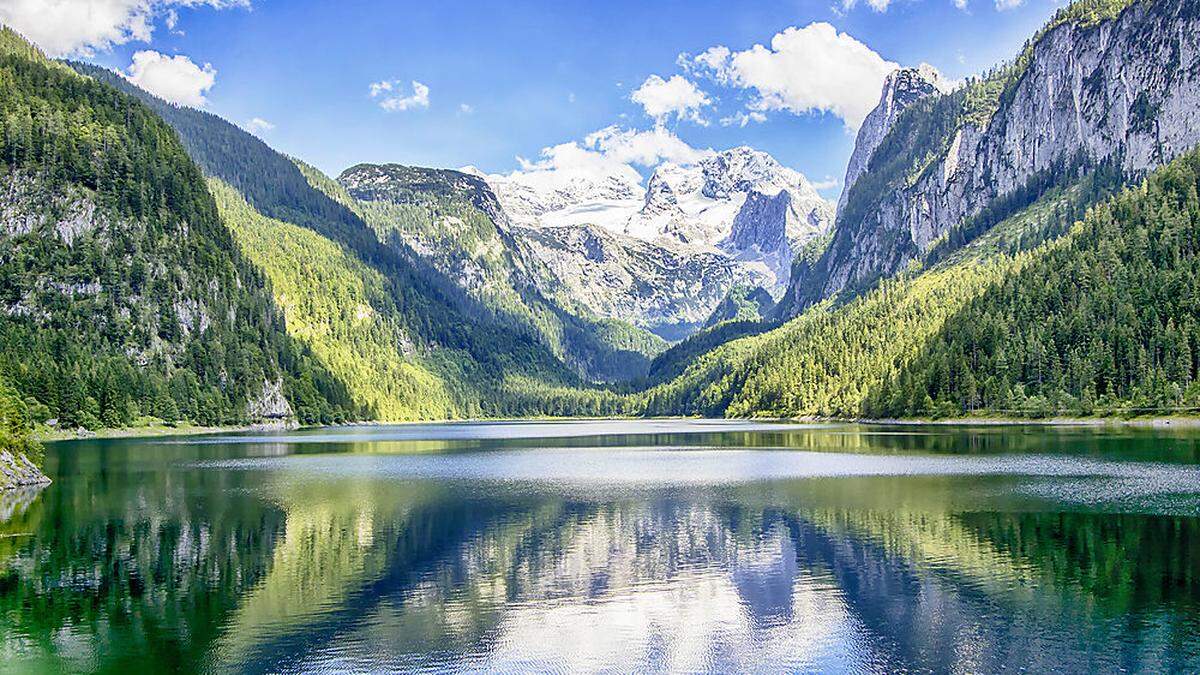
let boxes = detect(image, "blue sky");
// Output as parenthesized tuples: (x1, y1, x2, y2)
(4, 0, 1065, 198)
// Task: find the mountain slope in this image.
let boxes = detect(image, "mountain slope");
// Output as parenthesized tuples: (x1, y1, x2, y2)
(781, 0, 1198, 315)
(67, 61, 624, 415)
(0, 29, 357, 433)
(208, 180, 468, 419)
(336, 163, 666, 382)
(508, 222, 753, 340)
(868, 147, 1200, 418)
(480, 147, 833, 336)
(637, 169, 1124, 418)
(703, 286, 775, 328)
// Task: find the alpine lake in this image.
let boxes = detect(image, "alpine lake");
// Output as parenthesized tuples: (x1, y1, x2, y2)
(2, 419, 1200, 673)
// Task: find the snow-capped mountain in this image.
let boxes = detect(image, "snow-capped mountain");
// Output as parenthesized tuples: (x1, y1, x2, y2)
(471, 147, 833, 336)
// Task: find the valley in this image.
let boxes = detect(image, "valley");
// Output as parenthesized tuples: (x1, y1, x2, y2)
(2, 0, 1200, 485)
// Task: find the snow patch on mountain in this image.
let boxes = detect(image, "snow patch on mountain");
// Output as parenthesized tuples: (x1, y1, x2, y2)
(476, 146, 832, 309)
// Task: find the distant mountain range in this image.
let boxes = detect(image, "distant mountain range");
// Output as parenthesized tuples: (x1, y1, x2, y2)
(469, 146, 833, 336)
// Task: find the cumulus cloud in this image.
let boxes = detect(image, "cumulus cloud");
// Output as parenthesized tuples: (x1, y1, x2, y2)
(688, 46, 731, 72)
(0, 0, 248, 57)
(810, 176, 839, 190)
(125, 49, 216, 106)
(688, 22, 897, 131)
(586, 125, 709, 166)
(369, 79, 430, 112)
(244, 117, 274, 134)
(503, 125, 710, 197)
(995, 0, 1024, 8)
(631, 74, 710, 125)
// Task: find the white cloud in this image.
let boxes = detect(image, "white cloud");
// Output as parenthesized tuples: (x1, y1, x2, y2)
(689, 46, 731, 72)
(0, 0, 248, 57)
(631, 74, 710, 125)
(244, 117, 274, 134)
(841, 0, 892, 11)
(719, 111, 767, 128)
(584, 125, 709, 166)
(954, 0, 969, 9)
(459, 103, 474, 114)
(995, 0, 1024, 8)
(506, 124, 710, 194)
(689, 22, 897, 131)
(811, 176, 839, 190)
(125, 49, 215, 106)
(369, 79, 430, 112)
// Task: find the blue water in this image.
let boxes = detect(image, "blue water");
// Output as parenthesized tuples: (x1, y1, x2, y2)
(2, 419, 1200, 673)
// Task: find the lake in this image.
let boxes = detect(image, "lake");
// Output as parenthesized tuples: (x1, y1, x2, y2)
(3, 419, 1200, 673)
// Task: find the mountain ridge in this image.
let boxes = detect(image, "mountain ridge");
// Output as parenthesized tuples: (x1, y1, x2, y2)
(780, 0, 1194, 316)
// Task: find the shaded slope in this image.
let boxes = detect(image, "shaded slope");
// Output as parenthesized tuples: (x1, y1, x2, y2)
(0, 29, 355, 430)
(208, 180, 469, 420)
(334, 163, 667, 382)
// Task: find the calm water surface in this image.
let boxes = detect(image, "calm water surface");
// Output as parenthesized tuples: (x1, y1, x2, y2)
(3, 419, 1200, 673)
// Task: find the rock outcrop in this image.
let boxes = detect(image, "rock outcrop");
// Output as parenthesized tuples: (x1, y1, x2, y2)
(0, 448, 49, 491)
(836, 64, 952, 216)
(783, 0, 1200, 315)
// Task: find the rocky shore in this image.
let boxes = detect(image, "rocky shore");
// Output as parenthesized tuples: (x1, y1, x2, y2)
(0, 448, 50, 491)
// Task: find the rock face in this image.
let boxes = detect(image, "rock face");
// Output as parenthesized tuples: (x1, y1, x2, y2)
(0, 448, 49, 491)
(511, 223, 758, 338)
(836, 64, 951, 216)
(480, 147, 833, 336)
(245, 379, 294, 423)
(783, 0, 1200, 315)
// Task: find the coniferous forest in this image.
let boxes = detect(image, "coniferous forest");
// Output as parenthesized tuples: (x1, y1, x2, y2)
(1, 0, 1200, 475)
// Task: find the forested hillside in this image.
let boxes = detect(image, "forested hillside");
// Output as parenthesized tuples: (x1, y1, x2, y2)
(208, 180, 471, 419)
(335, 163, 666, 382)
(0, 28, 355, 438)
(635, 167, 1128, 418)
(68, 61, 649, 415)
(868, 148, 1200, 418)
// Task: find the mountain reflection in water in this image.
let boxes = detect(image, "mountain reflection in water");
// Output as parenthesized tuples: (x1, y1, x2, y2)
(1, 421, 1199, 673)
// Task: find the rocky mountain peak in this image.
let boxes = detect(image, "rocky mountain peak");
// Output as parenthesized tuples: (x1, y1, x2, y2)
(642, 170, 681, 217)
(836, 64, 950, 215)
(786, 0, 1200, 317)
(698, 146, 809, 200)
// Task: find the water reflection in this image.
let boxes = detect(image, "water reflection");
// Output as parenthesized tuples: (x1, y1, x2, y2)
(0, 421, 1198, 672)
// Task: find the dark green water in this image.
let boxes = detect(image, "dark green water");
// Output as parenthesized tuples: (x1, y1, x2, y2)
(3, 419, 1200, 673)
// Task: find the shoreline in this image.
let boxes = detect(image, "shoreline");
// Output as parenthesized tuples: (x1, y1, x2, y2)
(840, 415, 1200, 428)
(31, 412, 1200, 445)
(34, 419, 300, 443)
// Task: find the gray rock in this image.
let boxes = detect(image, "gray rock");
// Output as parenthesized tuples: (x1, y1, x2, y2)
(0, 448, 50, 492)
(787, 0, 1200, 314)
(245, 379, 294, 422)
